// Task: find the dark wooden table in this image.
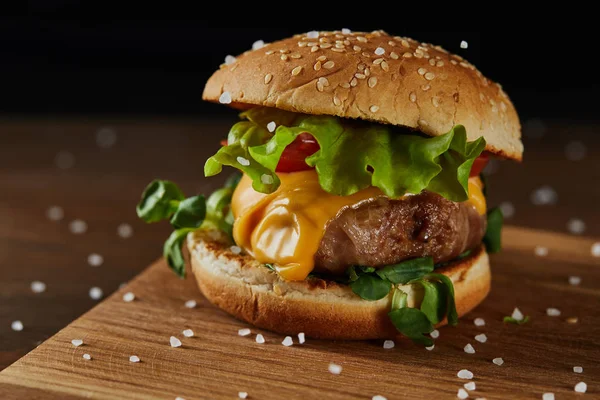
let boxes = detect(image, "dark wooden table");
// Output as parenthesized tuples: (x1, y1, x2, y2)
(1, 117, 599, 371)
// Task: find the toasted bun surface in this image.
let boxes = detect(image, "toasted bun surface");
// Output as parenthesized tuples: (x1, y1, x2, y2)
(203, 30, 522, 161)
(188, 230, 491, 340)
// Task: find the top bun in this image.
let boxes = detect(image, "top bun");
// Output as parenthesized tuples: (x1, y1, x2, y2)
(203, 30, 523, 161)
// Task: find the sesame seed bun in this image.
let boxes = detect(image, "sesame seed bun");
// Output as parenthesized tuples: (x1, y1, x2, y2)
(187, 229, 491, 340)
(203, 30, 523, 161)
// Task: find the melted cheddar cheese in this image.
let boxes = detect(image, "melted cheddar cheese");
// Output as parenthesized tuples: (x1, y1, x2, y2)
(231, 170, 486, 281)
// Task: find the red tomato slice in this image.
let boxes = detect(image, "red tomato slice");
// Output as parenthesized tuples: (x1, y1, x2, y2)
(276, 132, 320, 172)
(470, 153, 489, 177)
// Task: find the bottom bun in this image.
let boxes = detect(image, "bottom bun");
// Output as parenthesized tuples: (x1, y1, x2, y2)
(187, 230, 491, 340)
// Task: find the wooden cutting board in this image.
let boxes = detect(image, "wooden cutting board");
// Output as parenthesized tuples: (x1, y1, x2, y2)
(1, 226, 598, 400)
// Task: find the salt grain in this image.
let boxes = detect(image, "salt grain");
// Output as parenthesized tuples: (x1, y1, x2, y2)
(464, 382, 476, 391)
(546, 308, 561, 317)
(372, 396, 387, 400)
(31, 281, 46, 293)
(260, 174, 274, 185)
(225, 55, 237, 65)
(460, 40, 469, 49)
(87, 253, 104, 267)
(219, 92, 232, 104)
(567, 218, 586, 235)
(592, 242, 600, 257)
(239, 392, 248, 399)
(82, 353, 91, 360)
(96, 127, 117, 148)
(574, 382, 587, 393)
(430, 330, 440, 339)
(474, 318, 486, 327)
(255, 334, 265, 344)
(298, 332, 305, 344)
(267, 121, 276, 132)
(55, 151, 75, 169)
(230, 246, 242, 255)
(46, 206, 64, 221)
(69, 219, 88, 234)
(542, 394, 554, 400)
(129, 355, 140, 363)
(475, 334, 487, 343)
(383, 340, 395, 349)
(342, 28, 351, 34)
(170, 336, 182, 348)
(464, 344, 475, 354)
(457, 388, 469, 399)
(236, 156, 250, 166)
(11, 320, 23, 331)
(238, 328, 251, 337)
(183, 329, 194, 338)
(573, 366, 583, 373)
(534, 246, 548, 257)
(569, 276, 581, 286)
(328, 363, 342, 375)
(457, 370, 474, 379)
(185, 300, 197, 308)
(252, 40, 265, 50)
(123, 292, 135, 302)
(89, 287, 103, 300)
(426, 345, 435, 351)
(499, 202, 515, 218)
(374, 47, 385, 55)
(282, 336, 293, 346)
(306, 31, 319, 39)
(72, 339, 83, 347)
(565, 140, 587, 161)
(531, 186, 558, 206)
(511, 307, 524, 321)
(493, 358, 504, 366)
(117, 223, 133, 238)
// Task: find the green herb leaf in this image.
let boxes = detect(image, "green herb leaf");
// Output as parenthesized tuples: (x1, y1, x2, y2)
(426, 273, 458, 326)
(391, 288, 408, 311)
(376, 257, 434, 284)
(349, 274, 392, 301)
(388, 308, 434, 346)
(484, 207, 503, 253)
(503, 316, 530, 325)
(136, 180, 185, 223)
(170, 195, 206, 229)
(419, 280, 446, 325)
(163, 228, 193, 278)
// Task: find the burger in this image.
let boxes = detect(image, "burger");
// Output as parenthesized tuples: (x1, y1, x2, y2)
(136, 30, 522, 345)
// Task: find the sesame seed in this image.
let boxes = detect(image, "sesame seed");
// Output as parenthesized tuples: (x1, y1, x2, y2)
(291, 66, 303, 76)
(355, 73, 366, 80)
(357, 36, 367, 43)
(320, 37, 329, 43)
(46, 205, 64, 221)
(237, 157, 250, 166)
(331, 48, 344, 53)
(430, 330, 439, 339)
(457, 389, 468, 399)
(475, 334, 487, 343)
(372, 396, 387, 400)
(282, 336, 293, 346)
(592, 242, 600, 257)
(297, 42, 306, 48)
(89, 287, 103, 301)
(255, 334, 265, 344)
(183, 329, 194, 338)
(425, 344, 435, 351)
(418, 68, 427, 75)
(314, 61, 322, 71)
(170, 336, 182, 348)
(266, 50, 275, 54)
(357, 63, 366, 71)
(460, 40, 469, 49)
(460, 61, 470, 68)
(493, 358, 504, 366)
(418, 119, 428, 127)
(422, 84, 431, 91)
(87, 253, 103, 267)
(353, 45, 361, 52)
(374, 47, 385, 55)
(306, 31, 319, 39)
(185, 300, 197, 308)
(290, 53, 301, 59)
(11, 320, 23, 331)
(546, 308, 561, 317)
(464, 344, 475, 354)
(224, 55, 236, 65)
(31, 281, 46, 293)
(432, 97, 441, 108)
(252, 40, 265, 50)
(429, 58, 436, 66)
(362, 52, 371, 57)
(574, 382, 587, 393)
(55, 150, 75, 169)
(543, 393, 555, 400)
(333, 96, 342, 106)
(350, 78, 358, 87)
(219, 92, 232, 104)
(368, 77, 378, 88)
(335, 43, 345, 49)
(534, 246, 549, 257)
(401, 39, 410, 48)
(567, 317, 579, 324)
(381, 61, 389, 71)
(264, 74, 273, 84)
(72, 339, 83, 347)
(390, 52, 399, 59)
(238, 393, 248, 399)
(328, 363, 342, 375)
(464, 382, 476, 391)
(567, 218, 586, 235)
(436, 60, 445, 67)
(383, 340, 394, 349)
(82, 354, 91, 360)
(409, 92, 417, 102)
(320, 43, 332, 49)
(238, 328, 251, 337)
(370, 105, 379, 113)
(129, 355, 140, 363)
(69, 219, 87, 234)
(342, 28, 351, 34)
(318, 77, 329, 86)
(123, 292, 135, 302)
(281, 54, 289, 60)
(373, 58, 384, 65)
(569, 276, 581, 286)
(511, 307, 525, 321)
(298, 332, 305, 344)
(451, 60, 458, 65)
(117, 223, 133, 238)
(574, 366, 583, 373)
(425, 72, 435, 80)
(316, 81, 324, 92)
(388, 41, 396, 46)
(317, 55, 327, 61)
(323, 61, 335, 69)
(340, 82, 350, 89)
(474, 318, 486, 327)
(310, 46, 320, 53)
(364, 68, 371, 76)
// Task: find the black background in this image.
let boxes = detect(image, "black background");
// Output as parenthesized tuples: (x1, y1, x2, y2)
(1, 14, 596, 121)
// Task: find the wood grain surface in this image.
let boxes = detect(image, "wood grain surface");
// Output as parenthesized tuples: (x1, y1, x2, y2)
(0, 226, 598, 399)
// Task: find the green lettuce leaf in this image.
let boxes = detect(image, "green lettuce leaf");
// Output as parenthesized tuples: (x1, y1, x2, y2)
(484, 207, 503, 253)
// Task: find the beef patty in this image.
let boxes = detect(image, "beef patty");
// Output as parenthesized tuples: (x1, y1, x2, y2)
(314, 192, 486, 276)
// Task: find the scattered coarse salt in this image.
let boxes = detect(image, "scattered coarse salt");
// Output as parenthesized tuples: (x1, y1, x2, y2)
(238, 328, 251, 337)
(219, 91, 232, 104)
(252, 40, 265, 50)
(475, 334, 487, 343)
(565, 140, 587, 161)
(96, 127, 117, 148)
(176, 397, 186, 400)
(531, 186, 558, 206)
(236, 156, 250, 166)
(430, 329, 440, 339)
(512, 307, 525, 321)
(591, 242, 600, 257)
(82, 353, 91, 360)
(69, 219, 88, 234)
(567, 218, 586, 235)
(224, 55, 236, 65)
(255, 334, 265, 344)
(546, 308, 561, 317)
(185, 300, 197, 308)
(170, 336, 182, 348)
(328, 363, 342, 375)
(457, 388, 469, 399)
(460, 40, 469, 49)
(238, 392, 249, 399)
(374, 47, 385, 55)
(183, 329, 194, 338)
(72, 339, 83, 347)
(267, 121, 276, 132)
(464, 382, 476, 391)
(89, 287, 103, 300)
(499, 202, 515, 218)
(230, 246, 242, 255)
(87, 253, 103, 267)
(425, 345, 435, 351)
(298, 332, 305, 344)
(574, 382, 587, 393)
(542, 393, 554, 400)
(474, 318, 486, 327)
(260, 174, 274, 185)
(55, 151, 75, 169)
(306, 31, 319, 39)
(573, 366, 583, 373)
(569, 276, 581, 286)
(31, 281, 46, 293)
(383, 340, 395, 349)
(117, 223, 133, 238)
(46, 206, 64, 221)
(282, 336, 293, 347)
(457, 370, 474, 379)
(129, 355, 140, 363)
(11, 320, 24, 331)
(342, 28, 352, 34)
(534, 246, 549, 257)
(123, 292, 135, 302)
(493, 358, 504, 366)
(372, 396, 387, 400)
(464, 344, 475, 354)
